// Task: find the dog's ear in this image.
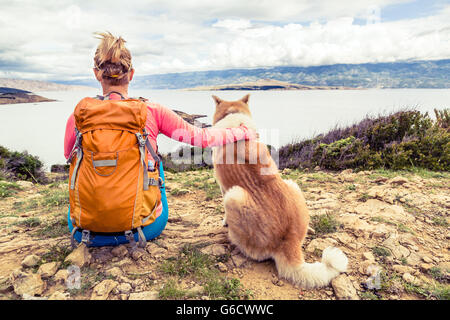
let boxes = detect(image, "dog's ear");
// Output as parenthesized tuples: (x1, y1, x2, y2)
(212, 95, 222, 106)
(241, 94, 250, 104)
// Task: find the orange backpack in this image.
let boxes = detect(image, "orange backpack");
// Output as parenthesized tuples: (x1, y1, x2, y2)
(67, 92, 162, 248)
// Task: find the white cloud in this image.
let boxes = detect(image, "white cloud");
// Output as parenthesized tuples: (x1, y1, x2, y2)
(212, 19, 252, 31)
(0, 0, 448, 80)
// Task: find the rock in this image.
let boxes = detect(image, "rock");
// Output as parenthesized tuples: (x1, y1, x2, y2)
(419, 263, 434, 273)
(206, 178, 216, 184)
(48, 291, 69, 300)
(189, 285, 204, 295)
(333, 232, 353, 245)
(405, 252, 422, 266)
(54, 269, 68, 283)
(128, 291, 159, 300)
(331, 274, 359, 300)
(402, 273, 421, 286)
(354, 199, 414, 223)
(92, 249, 114, 263)
(382, 234, 410, 260)
(0, 276, 13, 293)
(216, 262, 228, 272)
(90, 279, 119, 300)
(65, 244, 91, 268)
(231, 254, 249, 268)
(21, 254, 40, 268)
(131, 248, 146, 261)
(105, 267, 123, 278)
(337, 214, 392, 238)
(111, 245, 129, 257)
(362, 252, 375, 262)
(373, 176, 389, 184)
(22, 293, 48, 300)
(422, 256, 433, 263)
(16, 180, 34, 189)
(305, 238, 338, 253)
(37, 262, 60, 279)
(200, 244, 227, 257)
(10, 271, 46, 297)
(392, 265, 416, 275)
(117, 283, 132, 294)
(389, 177, 409, 185)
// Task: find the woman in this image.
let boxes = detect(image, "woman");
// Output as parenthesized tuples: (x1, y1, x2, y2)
(64, 32, 256, 247)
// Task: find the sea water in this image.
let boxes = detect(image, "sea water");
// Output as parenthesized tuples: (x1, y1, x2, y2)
(0, 88, 448, 170)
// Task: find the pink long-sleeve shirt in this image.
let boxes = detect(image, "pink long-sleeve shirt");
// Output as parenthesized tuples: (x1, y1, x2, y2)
(64, 92, 256, 218)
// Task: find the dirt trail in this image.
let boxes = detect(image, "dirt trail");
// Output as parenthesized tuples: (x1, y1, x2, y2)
(0, 168, 448, 300)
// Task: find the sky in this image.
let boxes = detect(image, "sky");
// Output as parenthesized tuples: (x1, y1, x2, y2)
(0, 0, 449, 81)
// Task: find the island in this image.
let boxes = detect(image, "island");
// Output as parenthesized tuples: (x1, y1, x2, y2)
(186, 79, 360, 91)
(0, 87, 56, 105)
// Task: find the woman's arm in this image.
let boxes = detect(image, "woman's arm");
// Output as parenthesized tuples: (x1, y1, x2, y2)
(64, 113, 76, 160)
(152, 103, 256, 148)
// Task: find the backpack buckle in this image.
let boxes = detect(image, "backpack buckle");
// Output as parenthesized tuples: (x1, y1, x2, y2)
(136, 133, 146, 147)
(81, 230, 91, 245)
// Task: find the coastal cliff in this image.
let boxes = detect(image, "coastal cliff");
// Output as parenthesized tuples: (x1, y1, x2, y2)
(0, 87, 55, 105)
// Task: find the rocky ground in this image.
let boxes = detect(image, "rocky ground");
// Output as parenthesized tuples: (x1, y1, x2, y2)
(0, 168, 448, 300)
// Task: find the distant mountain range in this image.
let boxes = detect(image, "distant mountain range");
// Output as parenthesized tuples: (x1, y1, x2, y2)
(0, 79, 94, 92)
(130, 59, 449, 89)
(6, 59, 450, 90)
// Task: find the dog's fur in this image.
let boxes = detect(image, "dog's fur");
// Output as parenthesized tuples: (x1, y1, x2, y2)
(211, 94, 348, 289)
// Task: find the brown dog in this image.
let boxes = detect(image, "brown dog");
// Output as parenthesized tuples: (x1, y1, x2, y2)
(212, 94, 348, 289)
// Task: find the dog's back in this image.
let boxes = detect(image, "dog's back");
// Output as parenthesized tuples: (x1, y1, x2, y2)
(212, 94, 348, 289)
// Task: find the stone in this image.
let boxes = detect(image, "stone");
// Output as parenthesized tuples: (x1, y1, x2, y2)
(48, 291, 69, 300)
(200, 244, 227, 257)
(189, 285, 204, 295)
(305, 238, 338, 253)
(21, 254, 40, 268)
(337, 214, 391, 238)
(105, 267, 123, 278)
(419, 263, 434, 273)
(10, 271, 46, 297)
(402, 273, 421, 286)
(333, 232, 354, 245)
(331, 274, 359, 300)
(117, 283, 132, 294)
(90, 279, 119, 300)
(389, 177, 409, 185)
(362, 252, 375, 262)
(231, 254, 249, 268)
(37, 262, 60, 279)
(354, 199, 414, 223)
(65, 244, 91, 268)
(131, 248, 146, 261)
(206, 178, 216, 184)
(422, 256, 433, 263)
(54, 269, 68, 283)
(382, 234, 410, 260)
(111, 245, 129, 257)
(0, 276, 13, 294)
(216, 262, 228, 272)
(128, 291, 159, 300)
(392, 264, 416, 275)
(16, 180, 34, 189)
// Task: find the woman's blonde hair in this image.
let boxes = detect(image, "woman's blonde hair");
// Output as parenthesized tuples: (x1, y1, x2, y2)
(93, 31, 132, 85)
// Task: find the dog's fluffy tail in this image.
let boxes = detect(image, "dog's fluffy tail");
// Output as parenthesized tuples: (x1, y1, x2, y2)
(275, 246, 348, 289)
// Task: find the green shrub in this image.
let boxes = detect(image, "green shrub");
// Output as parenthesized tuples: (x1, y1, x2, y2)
(279, 108, 450, 172)
(0, 145, 48, 183)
